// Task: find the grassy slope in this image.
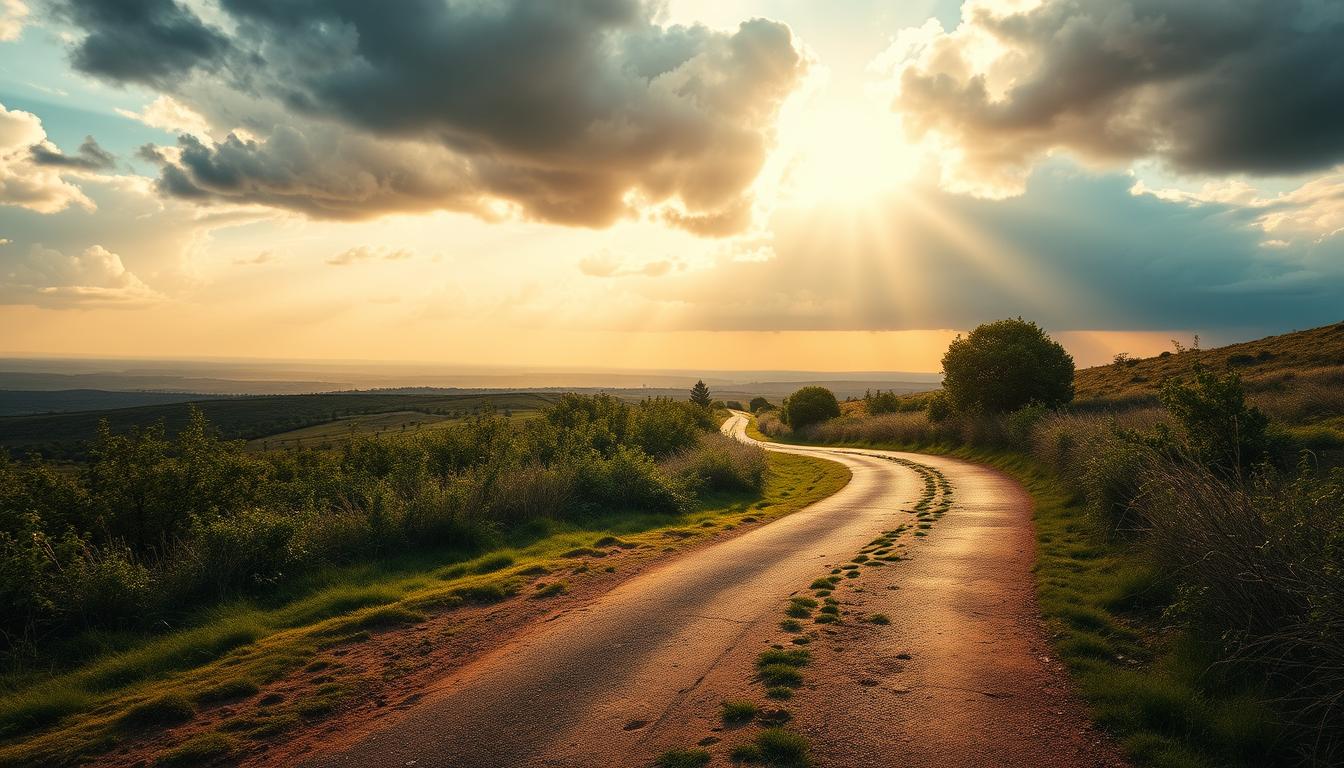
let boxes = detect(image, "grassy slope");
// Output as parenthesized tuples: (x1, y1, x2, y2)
(746, 417, 1289, 768)
(0, 449, 850, 767)
(1075, 321, 1344, 404)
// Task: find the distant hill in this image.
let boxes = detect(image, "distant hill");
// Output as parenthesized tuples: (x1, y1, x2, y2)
(0, 390, 222, 417)
(1075, 321, 1344, 405)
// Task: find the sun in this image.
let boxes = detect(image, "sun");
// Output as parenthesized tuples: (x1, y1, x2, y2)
(771, 98, 923, 207)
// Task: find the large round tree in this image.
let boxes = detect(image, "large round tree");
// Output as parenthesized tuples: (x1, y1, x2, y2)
(783, 386, 840, 429)
(941, 318, 1074, 413)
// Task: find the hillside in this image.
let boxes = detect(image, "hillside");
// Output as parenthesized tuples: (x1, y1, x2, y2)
(1074, 321, 1344, 404)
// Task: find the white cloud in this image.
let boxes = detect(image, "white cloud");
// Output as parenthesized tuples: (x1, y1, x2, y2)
(0, 103, 95, 213)
(116, 95, 212, 139)
(326, 245, 414, 266)
(0, 0, 27, 42)
(1, 244, 161, 307)
(579, 251, 678, 278)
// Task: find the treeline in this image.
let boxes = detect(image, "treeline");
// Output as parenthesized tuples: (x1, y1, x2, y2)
(0, 395, 764, 657)
(760, 319, 1344, 764)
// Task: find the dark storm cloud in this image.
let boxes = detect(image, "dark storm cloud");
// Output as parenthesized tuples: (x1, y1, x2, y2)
(30, 135, 115, 171)
(55, 0, 230, 86)
(59, 0, 805, 231)
(142, 131, 483, 219)
(897, 0, 1344, 180)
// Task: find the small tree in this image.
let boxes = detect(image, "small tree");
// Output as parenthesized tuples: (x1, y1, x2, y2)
(783, 386, 840, 430)
(941, 318, 1074, 413)
(689, 380, 712, 409)
(1158, 365, 1268, 472)
(749, 396, 773, 413)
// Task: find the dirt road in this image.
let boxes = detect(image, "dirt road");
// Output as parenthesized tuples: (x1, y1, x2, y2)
(305, 414, 1124, 767)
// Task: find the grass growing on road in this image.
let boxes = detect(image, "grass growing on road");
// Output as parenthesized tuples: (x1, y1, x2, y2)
(0, 449, 850, 768)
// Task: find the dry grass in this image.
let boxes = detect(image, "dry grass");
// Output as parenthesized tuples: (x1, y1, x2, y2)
(1074, 321, 1344, 405)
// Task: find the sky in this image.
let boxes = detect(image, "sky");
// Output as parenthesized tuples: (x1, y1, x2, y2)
(0, 0, 1341, 373)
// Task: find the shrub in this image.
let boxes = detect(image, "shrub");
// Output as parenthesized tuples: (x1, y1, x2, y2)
(749, 397, 775, 413)
(782, 387, 840, 430)
(925, 391, 952, 422)
(756, 411, 791, 437)
(1158, 366, 1269, 473)
(632, 398, 712, 459)
(941, 318, 1074, 412)
(1082, 438, 1153, 537)
(865, 390, 902, 415)
(661, 434, 767, 494)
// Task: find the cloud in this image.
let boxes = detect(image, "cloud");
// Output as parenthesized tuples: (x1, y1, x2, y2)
(884, 0, 1344, 197)
(54, 0, 230, 87)
(0, 103, 94, 213)
(142, 129, 485, 221)
(30, 135, 116, 171)
(0, 0, 27, 41)
(56, 0, 806, 233)
(233, 250, 273, 265)
(116, 95, 212, 139)
(579, 250, 678, 278)
(0, 243, 160, 307)
(632, 163, 1344, 334)
(326, 245, 414, 266)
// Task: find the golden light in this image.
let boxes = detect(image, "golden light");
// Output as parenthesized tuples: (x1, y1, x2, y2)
(771, 97, 923, 207)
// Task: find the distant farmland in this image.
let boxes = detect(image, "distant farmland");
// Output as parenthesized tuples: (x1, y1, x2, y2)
(0, 392, 562, 459)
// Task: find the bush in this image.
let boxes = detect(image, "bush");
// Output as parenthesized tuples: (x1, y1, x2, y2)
(941, 318, 1074, 412)
(755, 411, 791, 437)
(629, 398, 710, 459)
(1158, 366, 1269, 473)
(782, 387, 840, 430)
(1082, 438, 1153, 537)
(865, 390, 902, 415)
(662, 434, 767, 494)
(0, 394, 730, 654)
(925, 391, 952, 422)
(749, 397, 775, 413)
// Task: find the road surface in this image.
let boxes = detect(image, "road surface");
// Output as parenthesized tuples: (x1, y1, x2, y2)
(305, 413, 1124, 767)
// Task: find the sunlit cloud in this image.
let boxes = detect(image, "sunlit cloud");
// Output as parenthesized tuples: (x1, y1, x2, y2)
(0, 103, 94, 213)
(881, 0, 1344, 197)
(0, 0, 27, 42)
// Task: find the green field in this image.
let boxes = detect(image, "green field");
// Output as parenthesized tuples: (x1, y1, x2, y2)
(0, 392, 562, 459)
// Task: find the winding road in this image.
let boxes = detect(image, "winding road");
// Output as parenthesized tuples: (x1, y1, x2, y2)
(307, 413, 1124, 767)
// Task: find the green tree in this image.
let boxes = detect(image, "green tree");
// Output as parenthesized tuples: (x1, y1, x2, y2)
(689, 380, 712, 409)
(783, 386, 840, 430)
(941, 318, 1074, 413)
(748, 396, 773, 413)
(1158, 365, 1268, 472)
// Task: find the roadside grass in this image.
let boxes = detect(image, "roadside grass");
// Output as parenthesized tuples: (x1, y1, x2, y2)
(749, 415, 1291, 768)
(0, 449, 850, 767)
